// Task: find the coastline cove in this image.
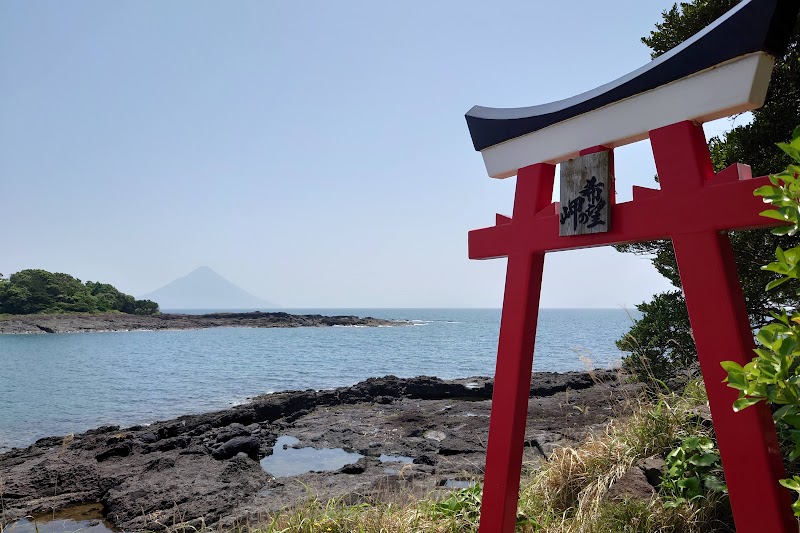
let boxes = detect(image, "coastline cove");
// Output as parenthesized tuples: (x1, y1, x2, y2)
(0, 308, 638, 451)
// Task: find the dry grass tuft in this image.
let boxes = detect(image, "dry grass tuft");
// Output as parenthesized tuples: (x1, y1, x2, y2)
(513, 379, 727, 532)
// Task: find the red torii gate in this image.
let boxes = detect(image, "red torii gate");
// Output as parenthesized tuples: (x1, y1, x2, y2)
(464, 0, 800, 531)
(470, 123, 792, 532)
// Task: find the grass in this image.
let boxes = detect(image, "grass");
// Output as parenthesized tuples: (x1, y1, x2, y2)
(157, 378, 732, 533)
(511, 379, 732, 532)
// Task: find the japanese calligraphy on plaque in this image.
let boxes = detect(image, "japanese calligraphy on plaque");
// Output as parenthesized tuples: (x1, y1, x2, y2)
(559, 151, 611, 236)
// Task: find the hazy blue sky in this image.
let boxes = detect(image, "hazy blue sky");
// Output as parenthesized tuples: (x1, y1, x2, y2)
(0, 1, 750, 308)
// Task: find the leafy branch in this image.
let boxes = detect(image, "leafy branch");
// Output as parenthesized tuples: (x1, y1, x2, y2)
(722, 126, 800, 515)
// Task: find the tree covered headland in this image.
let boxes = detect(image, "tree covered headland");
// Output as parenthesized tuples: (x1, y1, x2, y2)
(616, 0, 800, 379)
(0, 269, 159, 315)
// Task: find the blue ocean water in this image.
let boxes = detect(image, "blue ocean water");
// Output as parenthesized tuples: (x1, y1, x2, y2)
(0, 308, 637, 451)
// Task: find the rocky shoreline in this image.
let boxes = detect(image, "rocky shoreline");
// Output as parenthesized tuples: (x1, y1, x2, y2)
(0, 311, 401, 334)
(0, 371, 642, 531)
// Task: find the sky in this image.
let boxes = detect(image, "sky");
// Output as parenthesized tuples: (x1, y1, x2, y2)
(0, 1, 752, 308)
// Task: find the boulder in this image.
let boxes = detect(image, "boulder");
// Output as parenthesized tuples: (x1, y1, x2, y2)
(211, 437, 260, 460)
(605, 466, 655, 501)
(637, 455, 666, 488)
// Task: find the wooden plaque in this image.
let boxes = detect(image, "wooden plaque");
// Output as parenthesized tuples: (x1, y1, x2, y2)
(559, 151, 611, 236)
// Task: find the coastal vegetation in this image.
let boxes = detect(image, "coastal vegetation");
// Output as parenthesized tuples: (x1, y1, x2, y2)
(720, 126, 800, 514)
(0, 269, 159, 315)
(616, 0, 800, 382)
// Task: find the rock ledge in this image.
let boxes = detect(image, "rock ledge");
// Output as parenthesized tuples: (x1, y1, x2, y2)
(0, 311, 401, 334)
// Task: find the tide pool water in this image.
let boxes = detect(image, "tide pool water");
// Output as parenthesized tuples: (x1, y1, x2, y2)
(260, 435, 363, 477)
(0, 308, 637, 451)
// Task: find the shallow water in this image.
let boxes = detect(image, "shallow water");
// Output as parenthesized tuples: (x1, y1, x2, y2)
(379, 454, 414, 464)
(5, 503, 116, 533)
(444, 479, 476, 489)
(0, 308, 637, 450)
(260, 435, 364, 477)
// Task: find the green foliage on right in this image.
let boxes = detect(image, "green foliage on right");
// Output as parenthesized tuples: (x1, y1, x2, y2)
(616, 0, 800, 382)
(721, 126, 800, 516)
(0, 269, 159, 315)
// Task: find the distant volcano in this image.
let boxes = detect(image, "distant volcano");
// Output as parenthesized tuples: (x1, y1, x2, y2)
(141, 267, 278, 310)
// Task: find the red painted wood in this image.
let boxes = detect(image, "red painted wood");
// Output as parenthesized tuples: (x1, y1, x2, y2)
(651, 121, 794, 533)
(478, 163, 554, 532)
(471, 120, 796, 532)
(513, 163, 556, 219)
(715, 162, 753, 183)
(478, 250, 546, 532)
(469, 173, 776, 260)
(496, 213, 512, 225)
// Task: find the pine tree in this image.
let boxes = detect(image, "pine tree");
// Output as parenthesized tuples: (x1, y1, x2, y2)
(617, 0, 800, 377)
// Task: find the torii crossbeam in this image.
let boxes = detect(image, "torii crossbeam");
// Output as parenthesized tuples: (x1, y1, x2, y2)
(464, 1, 800, 531)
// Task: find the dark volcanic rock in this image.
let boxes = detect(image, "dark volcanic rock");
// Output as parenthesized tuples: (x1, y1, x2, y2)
(413, 454, 437, 466)
(638, 455, 666, 487)
(145, 457, 176, 472)
(96, 442, 132, 462)
(211, 437, 261, 460)
(605, 466, 656, 501)
(86, 425, 121, 436)
(438, 440, 484, 456)
(0, 311, 404, 335)
(138, 432, 158, 444)
(215, 423, 249, 443)
(143, 436, 191, 454)
(0, 370, 642, 532)
(339, 457, 369, 474)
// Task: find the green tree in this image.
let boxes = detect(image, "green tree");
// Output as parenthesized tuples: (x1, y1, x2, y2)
(86, 281, 130, 312)
(617, 0, 800, 378)
(0, 275, 8, 309)
(618, 291, 696, 379)
(132, 299, 159, 315)
(0, 269, 85, 314)
(0, 269, 160, 315)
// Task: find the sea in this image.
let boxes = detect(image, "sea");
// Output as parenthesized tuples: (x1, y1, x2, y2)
(0, 308, 638, 452)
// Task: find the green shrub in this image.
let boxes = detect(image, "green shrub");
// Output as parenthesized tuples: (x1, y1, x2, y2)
(721, 126, 800, 515)
(661, 436, 726, 507)
(617, 291, 695, 383)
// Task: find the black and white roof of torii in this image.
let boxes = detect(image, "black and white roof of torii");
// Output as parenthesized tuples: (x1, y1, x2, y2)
(465, 0, 799, 179)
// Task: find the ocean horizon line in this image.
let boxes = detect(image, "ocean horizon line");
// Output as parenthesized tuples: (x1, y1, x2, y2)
(161, 306, 637, 311)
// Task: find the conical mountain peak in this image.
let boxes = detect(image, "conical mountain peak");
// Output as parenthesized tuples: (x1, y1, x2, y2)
(142, 267, 278, 310)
